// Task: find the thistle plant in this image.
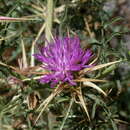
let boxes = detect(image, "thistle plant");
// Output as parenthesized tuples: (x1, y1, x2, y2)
(0, 0, 129, 129)
(33, 35, 121, 125)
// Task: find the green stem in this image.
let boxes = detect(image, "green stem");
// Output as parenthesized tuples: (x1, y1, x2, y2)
(45, 0, 54, 43)
(60, 98, 74, 130)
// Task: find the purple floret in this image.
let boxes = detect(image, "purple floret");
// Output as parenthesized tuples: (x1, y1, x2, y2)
(34, 36, 93, 87)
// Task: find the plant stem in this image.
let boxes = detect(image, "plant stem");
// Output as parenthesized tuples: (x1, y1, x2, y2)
(45, 0, 54, 44)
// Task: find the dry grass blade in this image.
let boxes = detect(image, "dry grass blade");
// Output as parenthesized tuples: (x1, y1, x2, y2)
(0, 61, 45, 76)
(83, 81, 107, 96)
(84, 17, 93, 38)
(82, 60, 121, 73)
(75, 78, 107, 83)
(29, 3, 45, 12)
(22, 76, 42, 82)
(89, 48, 100, 65)
(55, 5, 65, 13)
(35, 85, 64, 124)
(30, 23, 45, 67)
(114, 119, 130, 125)
(15, 66, 47, 76)
(0, 16, 37, 22)
(21, 39, 28, 69)
(76, 87, 90, 121)
(0, 61, 17, 70)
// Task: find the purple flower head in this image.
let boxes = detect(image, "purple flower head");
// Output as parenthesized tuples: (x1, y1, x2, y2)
(34, 36, 93, 87)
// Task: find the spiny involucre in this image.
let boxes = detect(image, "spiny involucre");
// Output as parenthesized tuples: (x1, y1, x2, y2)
(34, 36, 93, 87)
